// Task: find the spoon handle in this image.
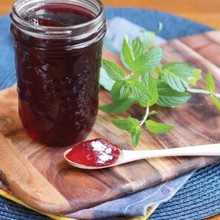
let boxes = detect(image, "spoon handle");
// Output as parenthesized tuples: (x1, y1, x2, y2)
(122, 143, 220, 163)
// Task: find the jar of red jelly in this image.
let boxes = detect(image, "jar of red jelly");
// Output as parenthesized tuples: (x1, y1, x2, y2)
(10, 0, 106, 146)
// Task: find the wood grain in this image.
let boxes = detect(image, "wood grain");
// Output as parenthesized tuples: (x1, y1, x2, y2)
(0, 133, 71, 214)
(0, 31, 220, 215)
(1, 0, 220, 29)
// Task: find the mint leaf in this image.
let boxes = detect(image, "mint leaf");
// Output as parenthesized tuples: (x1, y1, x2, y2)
(162, 62, 196, 79)
(163, 72, 188, 92)
(157, 82, 191, 107)
(111, 80, 129, 100)
(145, 119, 174, 134)
(132, 37, 144, 60)
(144, 47, 163, 72)
(112, 117, 139, 132)
(131, 127, 141, 146)
(155, 66, 163, 75)
(99, 98, 137, 114)
(143, 72, 158, 106)
(161, 62, 201, 92)
(112, 117, 142, 146)
(210, 95, 220, 110)
(131, 47, 163, 75)
(188, 68, 201, 86)
(149, 110, 158, 116)
(141, 30, 155, 49)
(99, 68, 115, 91)
(206, 71, 215, 92)
(102, 59, 126, 81)
(120, 36, 133, 70)
(128, 78, 150, 103)
(130, 54, 149, 75)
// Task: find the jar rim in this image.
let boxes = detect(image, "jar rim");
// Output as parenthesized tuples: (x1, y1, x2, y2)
(10, 0, 106, 39)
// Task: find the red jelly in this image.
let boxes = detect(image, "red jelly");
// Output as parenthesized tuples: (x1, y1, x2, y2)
(10, 0, 106, 146)
(65, 138, 122, 167)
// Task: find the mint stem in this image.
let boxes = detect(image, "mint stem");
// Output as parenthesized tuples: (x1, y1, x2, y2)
(213, 93, 220, 99)
(139, 105, 149, 126)
(187, 87, 210, 95)
(187, 87, 220, 98)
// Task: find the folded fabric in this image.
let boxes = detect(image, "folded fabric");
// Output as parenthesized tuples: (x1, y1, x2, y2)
(66, 173, 193, 219)
(105, 17, 166, 53)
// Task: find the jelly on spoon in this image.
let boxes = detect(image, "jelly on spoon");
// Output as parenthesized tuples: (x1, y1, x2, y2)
(64, 138, 122, 168)
(64, 138, 220, 169)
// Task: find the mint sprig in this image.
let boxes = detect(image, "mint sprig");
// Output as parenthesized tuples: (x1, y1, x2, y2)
(145, 120, 174, 134)
(100, 32, 220, 147)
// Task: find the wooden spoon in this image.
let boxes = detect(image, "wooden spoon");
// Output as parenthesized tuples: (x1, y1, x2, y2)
(64, 139, 220, 169)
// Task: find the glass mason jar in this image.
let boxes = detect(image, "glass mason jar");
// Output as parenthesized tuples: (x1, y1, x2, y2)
(10, 0, 106, 146)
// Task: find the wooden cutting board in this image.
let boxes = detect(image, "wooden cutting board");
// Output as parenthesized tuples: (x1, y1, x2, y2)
(0, 30, 220, 215)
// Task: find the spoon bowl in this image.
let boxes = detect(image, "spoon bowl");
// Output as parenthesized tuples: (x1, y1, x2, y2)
(64, 141, 220, 169)
(64, 148, 124, 169)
